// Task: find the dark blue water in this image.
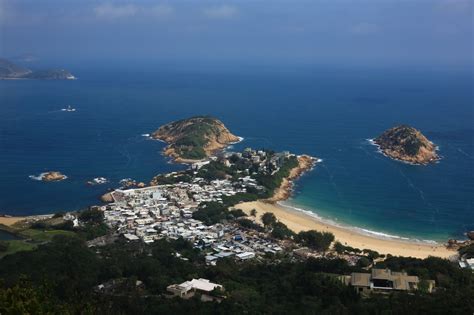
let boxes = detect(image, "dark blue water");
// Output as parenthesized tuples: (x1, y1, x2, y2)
(1, 66, 472, 241)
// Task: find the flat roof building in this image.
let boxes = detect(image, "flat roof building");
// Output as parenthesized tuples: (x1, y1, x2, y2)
(345, 269, 434, 294)
(167, 278, 223, 299)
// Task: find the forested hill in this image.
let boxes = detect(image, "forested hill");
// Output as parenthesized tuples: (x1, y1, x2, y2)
(151, 116, 240, 161)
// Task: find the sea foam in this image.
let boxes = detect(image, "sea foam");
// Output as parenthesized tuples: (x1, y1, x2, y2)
(278, 201, 440, 245)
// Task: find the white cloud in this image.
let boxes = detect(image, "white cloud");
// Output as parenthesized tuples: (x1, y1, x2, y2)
(150, 4, 174, 18)
(351, 23, 379, 35)
(94, 3, 138, 19)
(203, 5, 238, 19)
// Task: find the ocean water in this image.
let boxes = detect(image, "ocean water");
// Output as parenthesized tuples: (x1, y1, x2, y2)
(0, 65, 473, 242)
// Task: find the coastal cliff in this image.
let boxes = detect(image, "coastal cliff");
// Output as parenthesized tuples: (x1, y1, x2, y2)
(151, 116, 240, 163)
(374, 125, 439, 165)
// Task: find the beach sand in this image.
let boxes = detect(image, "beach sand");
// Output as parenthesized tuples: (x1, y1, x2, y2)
(0, 216, 25, 226)
(236, 201, 455, 259)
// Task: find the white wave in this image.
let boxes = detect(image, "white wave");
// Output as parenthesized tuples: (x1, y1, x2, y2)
(277, 201, 441, 245)
(229, 136, 244, 145)
(29, 173, 46, 181)
(367, 138, 442, 165)
(357, 228, 408, 240)
(141, 133, 150, 137)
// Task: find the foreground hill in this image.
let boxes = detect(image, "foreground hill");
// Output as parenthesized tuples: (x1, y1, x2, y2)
(374, 125, 439, 165)
(0, 58, 75, 80)
(151, 116, 240, 162)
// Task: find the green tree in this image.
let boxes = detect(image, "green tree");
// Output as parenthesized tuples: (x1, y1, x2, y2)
(261, 212, 277, 228)
(271, 222, 295, 240)
(78, 208, 104, 224)
(296, 230, 334, 251)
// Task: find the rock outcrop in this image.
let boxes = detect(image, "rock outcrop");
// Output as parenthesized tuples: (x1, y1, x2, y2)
(374, 125, 439, 165)
(467, 231, 474, 241)
(41, 171, 67, 182)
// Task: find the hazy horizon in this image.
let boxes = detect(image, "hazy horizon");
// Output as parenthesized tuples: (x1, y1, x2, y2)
(1, 0, 473, 69)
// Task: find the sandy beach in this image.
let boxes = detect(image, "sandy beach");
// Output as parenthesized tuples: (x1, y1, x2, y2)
(236, 201, 455, 259)
(235, 155, 456, 259)
(0, 216, 25, 226)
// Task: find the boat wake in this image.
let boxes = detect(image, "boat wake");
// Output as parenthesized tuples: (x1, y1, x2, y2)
(61, 105, 76, 112)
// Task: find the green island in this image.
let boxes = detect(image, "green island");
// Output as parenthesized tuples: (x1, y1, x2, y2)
(374, 125, 440, 165)
(151, 116, 241, 161)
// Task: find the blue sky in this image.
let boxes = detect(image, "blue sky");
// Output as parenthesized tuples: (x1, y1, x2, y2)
(0, 0, 472, 68)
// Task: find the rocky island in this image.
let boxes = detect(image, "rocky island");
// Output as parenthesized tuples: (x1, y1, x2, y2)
(0, 58, 75, 80)
(41, 171, 67, 182)
(151, 116, 240, 163)
(373, 125, 439, 165)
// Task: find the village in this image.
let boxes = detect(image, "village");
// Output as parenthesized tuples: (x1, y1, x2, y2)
(99, 148, 296, 264)
(80, 147, 456, 296)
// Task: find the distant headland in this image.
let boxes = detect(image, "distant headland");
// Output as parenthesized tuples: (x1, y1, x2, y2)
(151, 116, 241, 163)
(373, 125, 440, 165)
(0, 58, 75, 80)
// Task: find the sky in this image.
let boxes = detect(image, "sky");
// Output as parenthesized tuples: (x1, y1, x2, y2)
(0, 0, 472, 68)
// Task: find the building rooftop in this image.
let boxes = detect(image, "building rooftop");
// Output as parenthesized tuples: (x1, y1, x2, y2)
(351, 273, 371, 287)
(371, 268, 392, 280)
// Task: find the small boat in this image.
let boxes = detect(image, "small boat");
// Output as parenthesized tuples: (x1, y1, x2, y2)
(61, 105, 76, 112)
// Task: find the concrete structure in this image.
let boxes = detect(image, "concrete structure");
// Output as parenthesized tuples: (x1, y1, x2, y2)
(459, 258, 474, 271)
(343, 269, 434, 294)
(167, 278, 223, 299)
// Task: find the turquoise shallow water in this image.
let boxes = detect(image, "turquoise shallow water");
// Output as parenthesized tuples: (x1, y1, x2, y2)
(0, 65, 472, 241)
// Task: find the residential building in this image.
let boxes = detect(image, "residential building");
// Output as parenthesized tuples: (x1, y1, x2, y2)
(342, 268, 435, 294)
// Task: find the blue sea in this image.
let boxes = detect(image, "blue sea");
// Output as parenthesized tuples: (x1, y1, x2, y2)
(1, 64, 473, 242)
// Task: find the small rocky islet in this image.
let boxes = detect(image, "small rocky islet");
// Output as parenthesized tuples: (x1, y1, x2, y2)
(373, 125, 440, 165)
(40, 171, 67, 182)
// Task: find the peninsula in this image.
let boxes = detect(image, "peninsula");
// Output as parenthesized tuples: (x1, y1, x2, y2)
(151, 116, 240, 163)
(373, 125, 439, 165)
(0, 58, 75, 80)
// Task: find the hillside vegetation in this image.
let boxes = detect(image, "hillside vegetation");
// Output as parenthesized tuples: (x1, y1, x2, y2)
(152, 116, 240, 161)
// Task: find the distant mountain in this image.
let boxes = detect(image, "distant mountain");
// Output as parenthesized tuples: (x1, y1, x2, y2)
(0, 58, 75, 80)
(23, 69, 75, 80)
(374, 125, 439, 165)
(151, 116, 240, 162)
(0, 58, 32, 78)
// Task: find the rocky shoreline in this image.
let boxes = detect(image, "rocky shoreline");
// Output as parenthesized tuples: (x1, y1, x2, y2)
(267, 155, 318, 202)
